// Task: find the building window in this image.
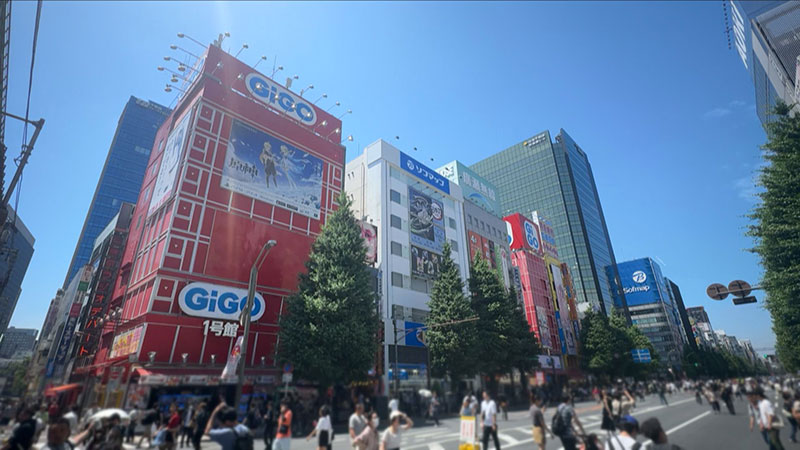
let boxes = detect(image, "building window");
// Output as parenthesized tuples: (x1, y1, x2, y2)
(448, 217, 456, 229)
(390, 190, 401, 204)
(390, 215, 402, 229)
(410, 277, 428, 293)
(468, 215, 473, 225)
(391, 272, 403, 287)
(391, 241, 403, 256)
(450, 239, 459, 252)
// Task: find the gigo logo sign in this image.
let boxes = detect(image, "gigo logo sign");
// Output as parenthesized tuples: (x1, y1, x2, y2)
(179, 282, 265, 322)
(245, 73, 317, 126)
(523, 221, 540, 250)
(632, 271, 647, 284)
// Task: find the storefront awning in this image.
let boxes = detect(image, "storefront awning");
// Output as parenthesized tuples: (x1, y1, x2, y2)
(133, 367, 152, 377)
(44, 383, 83, 397)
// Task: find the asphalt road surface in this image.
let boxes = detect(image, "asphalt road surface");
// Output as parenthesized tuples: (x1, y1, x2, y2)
(181, 391, 781, 450)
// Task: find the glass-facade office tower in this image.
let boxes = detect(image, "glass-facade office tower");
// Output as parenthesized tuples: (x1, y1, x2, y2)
(0, 208, 35, 337)
(727, 1, 800, 126)
(472, 129, 626, 316)
(63, 96, 170, 286)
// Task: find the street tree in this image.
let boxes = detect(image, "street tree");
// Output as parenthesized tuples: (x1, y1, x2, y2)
(748, 102, 800, 372)
(278, 192, 380, 387)
(426, 242, 477, 390)
(469, 255, 513, 386)
(505, 286, 540, 393)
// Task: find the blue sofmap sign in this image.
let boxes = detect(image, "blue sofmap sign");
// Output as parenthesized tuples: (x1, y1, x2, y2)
(615, 258, 665, 307)
(400, 152, 450, 194)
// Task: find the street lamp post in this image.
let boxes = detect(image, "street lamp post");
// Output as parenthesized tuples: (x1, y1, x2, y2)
(235, 240, 277, 406)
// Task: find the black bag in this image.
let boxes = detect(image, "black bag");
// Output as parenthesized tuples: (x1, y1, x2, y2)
(142, 411, 158, 426)
(551, 406, 568, 437)
(232, 427, 254, 450)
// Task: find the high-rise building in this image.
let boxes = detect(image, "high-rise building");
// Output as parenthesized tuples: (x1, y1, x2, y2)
(686, 306, 711, 326)
(63, 96, 170, 286)
(472, 129, 626, 316)
(347, 140, 471, 395)
(0, 326, 37, 359)
(0, 207, 35, 336)
(726, 1, 800, 126)
(665, 278, 695, 350)
(611, 257, 685, 368)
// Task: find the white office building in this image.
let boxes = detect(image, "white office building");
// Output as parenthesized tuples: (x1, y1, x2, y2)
(345, 139, 470, 396)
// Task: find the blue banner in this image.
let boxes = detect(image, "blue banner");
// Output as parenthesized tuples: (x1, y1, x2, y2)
(400, 152, 450, 194)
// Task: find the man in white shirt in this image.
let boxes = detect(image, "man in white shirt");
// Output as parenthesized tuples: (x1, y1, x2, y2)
(604, 415, 640, 450)
(480, 391, 501, 449)
(388, 398, 399, 413)
(755, 388, 785, 450)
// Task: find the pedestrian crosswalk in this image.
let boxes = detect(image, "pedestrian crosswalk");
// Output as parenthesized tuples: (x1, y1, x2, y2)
(401, 424, 534, 449)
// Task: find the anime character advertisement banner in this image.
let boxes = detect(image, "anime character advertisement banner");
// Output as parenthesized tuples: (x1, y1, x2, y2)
(149, 111, 192, 216)
(411, 245, 441, 279)
(357, 220, 378, 263)
(468, 231, 483, 260)
(408, 187, 445, 252)
(222, 119, 324, 219)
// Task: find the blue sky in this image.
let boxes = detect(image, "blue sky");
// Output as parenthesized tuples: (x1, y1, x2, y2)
(6, 2, 774, 351)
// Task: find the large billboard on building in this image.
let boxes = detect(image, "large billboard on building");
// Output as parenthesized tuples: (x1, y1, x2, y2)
(531, 211, 558, 259)
(358, 220, 378, 263)
(221, 119, 324, 219)
(411, 245, 441, 279)
(400, 152, 450, 194)
(616, 258, 664, 307)
(504, 213, 542, 254)
(408, 187, 445, 252)
(149, 111, 192, 216)
(437, 161, 500, 216)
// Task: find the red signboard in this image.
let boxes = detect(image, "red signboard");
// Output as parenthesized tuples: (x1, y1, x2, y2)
(504, 213, 543, 255)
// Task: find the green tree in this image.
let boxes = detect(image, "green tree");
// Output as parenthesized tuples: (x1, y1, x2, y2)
(579, 311, 626, 379)
(748, 102, 800, 372)
(469, 255, 513, 384)
(505, 287, 540, 392)
(426, 242, 477, 389)
(278, 192, 380, 387)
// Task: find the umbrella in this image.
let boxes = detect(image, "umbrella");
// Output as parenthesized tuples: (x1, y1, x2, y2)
(418, 389, 432, 398)
(89, 408, 130, 423)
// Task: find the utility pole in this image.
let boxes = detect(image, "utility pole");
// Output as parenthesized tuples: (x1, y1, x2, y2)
(0, 111, 44, 224)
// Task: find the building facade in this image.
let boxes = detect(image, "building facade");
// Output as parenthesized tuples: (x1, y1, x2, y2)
(727, 1, 800, 126)
(346, 140, 470, 395)
(665, 278, 696, 350)
(471, 129, 626, 317)
(0, 327, 37, 359)
(75, 43, 346, 409)
(612, 257, 685, 368)
(0, 208, 35, 337)
(63, 96, 170, 286)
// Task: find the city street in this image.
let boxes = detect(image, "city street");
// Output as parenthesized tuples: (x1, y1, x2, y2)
(187, 392, 772, 450)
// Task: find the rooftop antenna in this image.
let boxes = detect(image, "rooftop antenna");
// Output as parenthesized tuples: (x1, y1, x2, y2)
(234, 43, 249, 58)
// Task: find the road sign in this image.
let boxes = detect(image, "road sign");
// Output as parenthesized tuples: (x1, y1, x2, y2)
(283, 363, 293, 374)
(282, 373, 293, 383)
(728, 280, 752, 297)
(632, 349, 651, 363)
(732, 295, 757, 305)
(706, 283, 729, 301)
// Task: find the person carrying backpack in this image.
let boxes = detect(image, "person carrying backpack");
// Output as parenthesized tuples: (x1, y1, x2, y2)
(552, 393, 586, 450)
(204, 402, 254, 450)
(137, 408, 159, 449)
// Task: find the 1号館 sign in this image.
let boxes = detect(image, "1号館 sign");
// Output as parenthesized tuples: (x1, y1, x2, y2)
(179, 282, 265, 321)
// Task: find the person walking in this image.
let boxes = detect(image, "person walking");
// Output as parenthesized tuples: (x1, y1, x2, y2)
(722, 384, 736, 415)
(191, 403, 209, 450)
(600, 389, 616, 440)
(349, 403, 368, 445)
(165, 404, 181, 450)
(658, 383, 668, 406)
(261, 401, 276, 450)
(62, 405, 80, 435)
(553, 393, 586, 450)
(604, 415, 639, 450)
(137, 408, 159, 449)
(781, 391, 797, 443)
(353, 412, 380, 450)
(388, 397, 399, 414)
(273, 400, 293, 450)
(755, 388, 785, 450)
(39, 417, 76, 450)
(480, 391, 501, 450)
(640, 417, 683, 450)
(180, 403, 194, 448)
(2, 406, 38, 450)
(379, 411, 413, 450)
(305, 406, 332, 450)
(429, 393, 440, 427)
(203, 402, 253, 450)
(529, 394, 552, 450)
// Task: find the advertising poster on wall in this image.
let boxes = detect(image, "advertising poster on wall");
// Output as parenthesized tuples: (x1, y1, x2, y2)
(411, 245, 441, 279)
(149, 112, 192, 216)
(357, 220, 378, 263)
(110, 325, 144, 359)
(532, 212, 558, 258)
(468, 231, 482, 260)
(536, 306, 552, 349)
(222, 119, 324, 219)
(550, 264, 576, 354)
(408, 187, 445, 251)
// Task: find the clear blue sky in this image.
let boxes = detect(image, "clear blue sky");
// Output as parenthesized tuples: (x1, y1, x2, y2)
(6, 2, 774, 351)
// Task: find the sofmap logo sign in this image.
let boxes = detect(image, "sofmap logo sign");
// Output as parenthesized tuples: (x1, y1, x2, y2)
(400, 152, 450, 194)
(179, 282, 265, 321)
(523, 220, 540, 250)
(245, 73, 317, 126)
(632, 271, 647, 284)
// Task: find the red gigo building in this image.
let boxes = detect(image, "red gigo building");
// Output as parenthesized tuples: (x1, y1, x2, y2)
(75, 43, 345, 409)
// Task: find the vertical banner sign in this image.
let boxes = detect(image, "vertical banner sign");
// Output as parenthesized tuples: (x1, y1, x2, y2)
(222, 336, 244, 379)
(149, 111, 192, 215)
(54, 302, 82, 367)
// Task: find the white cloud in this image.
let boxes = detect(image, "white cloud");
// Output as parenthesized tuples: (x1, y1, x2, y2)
(704, 107, 732, 119)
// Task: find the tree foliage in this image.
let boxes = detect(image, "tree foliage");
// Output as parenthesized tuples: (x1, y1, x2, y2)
(426, 242, 477, 386)
(469, 255, 514, 378)
(579, 310, 661, 380)
(681, 344, 766, 379)
(748, 102, 800, 372)
(278, 192, 380, 387)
